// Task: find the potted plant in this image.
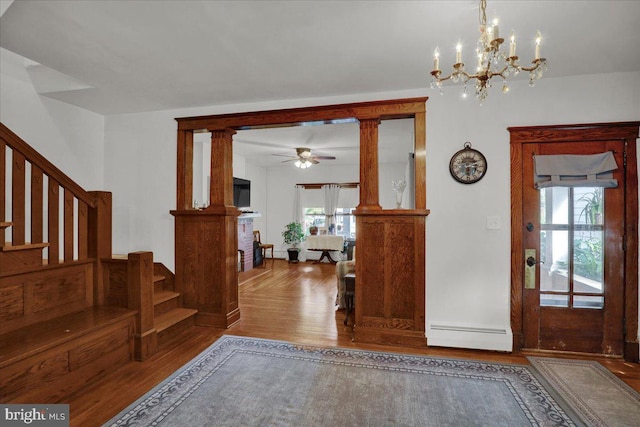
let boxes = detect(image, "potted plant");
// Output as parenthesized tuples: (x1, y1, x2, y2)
(578, 188, 603, 225)
(282, 222, 305, 263)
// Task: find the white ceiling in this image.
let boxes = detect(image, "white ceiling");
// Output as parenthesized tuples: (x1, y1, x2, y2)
(2, 0, 640, 167)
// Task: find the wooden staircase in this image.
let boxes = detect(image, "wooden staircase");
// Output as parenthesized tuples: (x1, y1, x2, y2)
(1, 122, 197, 402)
(104, 254, 197, 358)
(151, 265, 197, 348)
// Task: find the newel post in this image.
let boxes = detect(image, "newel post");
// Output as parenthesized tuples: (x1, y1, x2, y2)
(88, 191, 112, 306)
(128, 251, 158, 361)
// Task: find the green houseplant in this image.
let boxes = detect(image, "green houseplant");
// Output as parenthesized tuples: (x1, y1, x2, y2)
(578, 188, 603, 225)
(282, 222, 305, 263)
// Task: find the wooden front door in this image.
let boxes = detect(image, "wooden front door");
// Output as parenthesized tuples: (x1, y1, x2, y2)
(521, 140, 626, 355)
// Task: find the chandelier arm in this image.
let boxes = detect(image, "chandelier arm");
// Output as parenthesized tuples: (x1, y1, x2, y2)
(430, 71, 453, 82)
(432, 69, 478, 83)
(519, 59, 546, 72)
(488, 66, 509, 79)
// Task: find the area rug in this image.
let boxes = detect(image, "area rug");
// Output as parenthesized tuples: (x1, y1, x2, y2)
(104, 335, 575, 426)
(528, 357, 640, 427)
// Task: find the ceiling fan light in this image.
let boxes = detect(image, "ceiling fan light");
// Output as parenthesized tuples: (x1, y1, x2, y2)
(295, 160, 302, 168)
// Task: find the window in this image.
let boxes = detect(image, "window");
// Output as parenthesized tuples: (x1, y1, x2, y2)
(539, 186, 604, 309)
(303, 207, 356, 239)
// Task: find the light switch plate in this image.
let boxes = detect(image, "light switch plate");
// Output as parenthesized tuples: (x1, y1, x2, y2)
(487, 216, 501, 230)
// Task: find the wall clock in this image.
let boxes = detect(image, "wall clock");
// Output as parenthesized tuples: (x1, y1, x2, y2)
(449, 142, 487, 184)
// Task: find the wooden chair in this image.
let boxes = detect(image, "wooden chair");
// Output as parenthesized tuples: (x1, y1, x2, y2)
(253, 230, 274, 262)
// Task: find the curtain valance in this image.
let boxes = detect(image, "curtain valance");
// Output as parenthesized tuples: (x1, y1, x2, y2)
(533, 152, 618, 189)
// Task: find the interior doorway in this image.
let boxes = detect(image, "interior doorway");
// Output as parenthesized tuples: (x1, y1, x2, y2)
(173, 98, 429, 347)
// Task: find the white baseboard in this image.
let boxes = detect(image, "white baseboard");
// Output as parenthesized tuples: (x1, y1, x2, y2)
(427, 322, 513, 352)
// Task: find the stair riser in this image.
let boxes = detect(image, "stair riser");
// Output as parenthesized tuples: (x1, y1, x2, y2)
(157, 315, 195, 348)
(0, 249, 43, 272)
(154, 280, 166, 293)
(154, 298, 179, 317)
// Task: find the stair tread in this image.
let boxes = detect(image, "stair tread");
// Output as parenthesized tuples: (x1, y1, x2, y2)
(154, 290, 179, 305)
(155, 308, 197, 332)
(153, 275, 166, 283)
(0, 221, 13, 228)
(1, 242, 49, 252)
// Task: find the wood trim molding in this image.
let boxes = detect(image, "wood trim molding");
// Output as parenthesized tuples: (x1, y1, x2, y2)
(509, 121, 639, 361)
(175, 97, 427, 131)
(296, 182, 359, 190)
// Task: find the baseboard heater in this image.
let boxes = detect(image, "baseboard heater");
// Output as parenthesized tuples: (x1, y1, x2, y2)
(428, 323, 512, 351)
(429, 324, 507, 335)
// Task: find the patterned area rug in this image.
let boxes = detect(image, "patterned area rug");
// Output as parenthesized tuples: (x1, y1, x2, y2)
(104, 336, 575, 426)
(528, 357, 640, 427)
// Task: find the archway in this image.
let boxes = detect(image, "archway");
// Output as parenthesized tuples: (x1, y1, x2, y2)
(171, 97, 430, 347)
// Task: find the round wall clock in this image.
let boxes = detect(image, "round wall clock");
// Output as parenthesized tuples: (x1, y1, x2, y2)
(449, 142, 487, 184)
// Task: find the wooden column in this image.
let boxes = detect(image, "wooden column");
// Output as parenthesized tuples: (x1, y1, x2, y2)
(127, 251, 158, 360)
(209, 129, 236, 209)
(171, 128, 240, 328)
(176, 130, 193, 210)
(357, 118, 382, 211)
(353, 110, 429, 348)
(413, 111, 427, 210)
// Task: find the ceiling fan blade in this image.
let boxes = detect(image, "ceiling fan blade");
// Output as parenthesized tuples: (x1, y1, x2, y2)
(272, 153, 297, 158)
(310, 159, 320, 165)
(281, 158, 297, 163)
(312, 155, 336, 160)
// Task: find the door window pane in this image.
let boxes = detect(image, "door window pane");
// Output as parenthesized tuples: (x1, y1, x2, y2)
(574, 295, 604, 309)
(540, 187, 569, 225)
(573, 230, 603, 293)
(541, 294, 569, 307)
(539, 186, 604, 309)
(540, 230, 569, 292)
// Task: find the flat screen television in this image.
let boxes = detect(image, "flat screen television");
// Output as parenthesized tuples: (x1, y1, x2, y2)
(233, 177, 251, 209)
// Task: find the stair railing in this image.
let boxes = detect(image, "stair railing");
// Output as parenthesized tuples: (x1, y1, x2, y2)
(0, 123, 112, 304)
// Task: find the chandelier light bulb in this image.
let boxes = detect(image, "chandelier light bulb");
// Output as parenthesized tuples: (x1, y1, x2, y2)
(509, 32, 516, 57)
(492, 18, 499, 40)
(456, 41, 463, 64)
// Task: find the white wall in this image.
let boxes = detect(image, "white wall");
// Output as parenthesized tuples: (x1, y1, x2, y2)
(3, 47, 638, 352)
(425, 71, 640, 350)
(0, 48, 105, 191)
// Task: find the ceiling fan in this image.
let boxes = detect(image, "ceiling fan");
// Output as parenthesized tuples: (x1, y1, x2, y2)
(273, 147, 336, 168)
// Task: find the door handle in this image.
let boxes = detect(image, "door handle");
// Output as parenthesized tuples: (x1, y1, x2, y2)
(526, 256, 536, 267)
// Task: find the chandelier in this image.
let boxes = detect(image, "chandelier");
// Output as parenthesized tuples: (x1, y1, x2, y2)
(430, 0, 548, 102)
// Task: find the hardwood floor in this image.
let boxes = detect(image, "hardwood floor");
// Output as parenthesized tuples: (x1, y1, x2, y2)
(21, 260, 640, 426)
